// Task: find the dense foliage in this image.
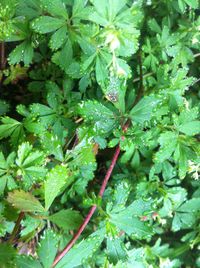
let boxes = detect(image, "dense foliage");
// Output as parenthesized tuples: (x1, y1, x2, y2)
(0, 0, 200, 267)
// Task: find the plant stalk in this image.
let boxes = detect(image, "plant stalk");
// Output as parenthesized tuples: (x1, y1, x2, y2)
(52, 145, 121, 267)
(9, 212, 25, 244)
(0, 42, 6, 70)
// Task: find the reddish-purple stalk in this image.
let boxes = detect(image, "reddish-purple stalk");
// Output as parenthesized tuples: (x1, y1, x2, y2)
(0, 42, 5, 70)
(52, 145, 121, 267)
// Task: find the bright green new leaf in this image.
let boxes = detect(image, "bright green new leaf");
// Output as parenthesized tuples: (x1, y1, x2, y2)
(15, 142, 47, 189)
(0, 152, 17, 194)
(45, 165, 72, 210)
(7, 190, 45, 212)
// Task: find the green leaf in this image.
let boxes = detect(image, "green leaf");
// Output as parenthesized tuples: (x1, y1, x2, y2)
(111, 181, 130, 213)
(172, 198, 200, 231)
(184, 0, 198, 8)
(7, 190, 45, 212)
(177, 198, 200, 213)
(72, 0, 91, 20)
(0, 152, 8, 177)
(90, 0, 127, 25)
(20, 215, 43, 237)
(40, 132, 64, 161)
(31, 16, 65, 34)
(172, 212, 196, 232)
(0, 100, 9, 115)
(130, 97, 159, 124)
(127, 248, 148, 267)
(110, 199, 153, 239)
(45, 165, 72, 210)
(155, 132, 178, 163)
(107, 237, 128, 264)
(174, 143, 190, 179)
(95, 55, 108, 86)
(41, 0, 68, 19)
(49, 209, 82, 230)
(16, 142, 44, 167)
(49, 26, 68, 51)
(0, 117, 24, 145)
(178, 121, 200, 136)
(15, 142, 47, 190)
(0, 243, 16, 267)
(16, 255, 43, 268)
(37, 230, 58, 268)
(8, 41, 34, 66)
(78, 100, 117, 135)
(55, 228, 106, 268)
(111, 213, 152, 239)
(26, 103, 57, 129)
(52, 40, 73, 72)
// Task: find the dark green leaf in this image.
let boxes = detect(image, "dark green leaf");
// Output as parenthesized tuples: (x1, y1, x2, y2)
(49, 209, 83, 230)
(32, 16, 65, 33)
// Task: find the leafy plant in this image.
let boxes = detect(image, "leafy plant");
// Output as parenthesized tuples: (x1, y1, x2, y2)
(0, 0, 200, 267)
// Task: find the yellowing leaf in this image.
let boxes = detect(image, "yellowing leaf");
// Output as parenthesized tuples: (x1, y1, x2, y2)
(7, 190, 45, 212)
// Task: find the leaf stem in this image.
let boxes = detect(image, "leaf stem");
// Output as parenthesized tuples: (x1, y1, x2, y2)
(9, 212, 25, 244)
(0, 42, 6, 70)
(133, 72, 153, 83)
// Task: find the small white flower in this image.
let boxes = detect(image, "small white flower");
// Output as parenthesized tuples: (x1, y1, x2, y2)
(105, 33, 120, 51)
(116, 66, 126, 77)
(183, 97, 190, 110)
(192, 37, 199, 44)
(160, 218, 167, 225)
(188, 160, 200, 180)
(160, 258, 173, 268)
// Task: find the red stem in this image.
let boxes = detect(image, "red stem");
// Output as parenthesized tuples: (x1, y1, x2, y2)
(99, 145, 120, 197)
(52, 145, 121, 267)
(0, 42, 5, 70)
